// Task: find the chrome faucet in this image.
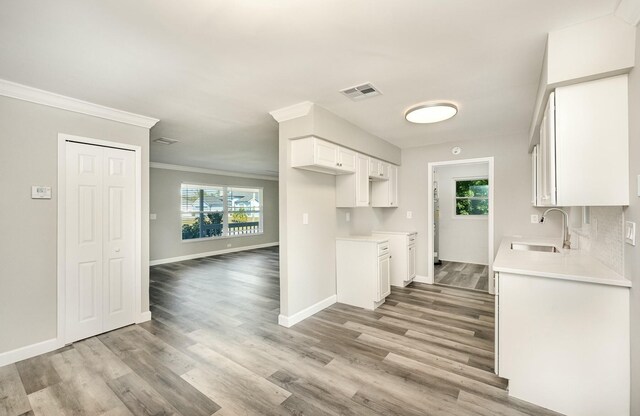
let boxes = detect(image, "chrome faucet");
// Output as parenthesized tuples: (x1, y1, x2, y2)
(540, 208, 571, 249)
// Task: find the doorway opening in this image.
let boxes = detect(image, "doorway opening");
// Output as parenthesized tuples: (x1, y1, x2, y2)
(427, 158, 494, 294)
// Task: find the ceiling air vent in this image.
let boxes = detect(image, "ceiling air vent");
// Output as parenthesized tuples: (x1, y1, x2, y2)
(153, 137, 179, 145)
(339, 83, 382, 101)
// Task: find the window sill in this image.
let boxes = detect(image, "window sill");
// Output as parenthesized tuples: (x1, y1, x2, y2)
(182, 232, 265, 243)
(452, 215, 488, 220)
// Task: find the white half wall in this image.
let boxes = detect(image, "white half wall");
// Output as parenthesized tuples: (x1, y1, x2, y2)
(435, 163, 489, 265)
(275, 103, 400, 321)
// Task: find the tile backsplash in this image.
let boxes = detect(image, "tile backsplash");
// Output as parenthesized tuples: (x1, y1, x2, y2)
(572, 206, 624, 274)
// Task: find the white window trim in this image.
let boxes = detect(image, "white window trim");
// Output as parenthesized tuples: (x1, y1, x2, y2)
(452, 176, 489, 219)
(180, 183, 264, 241)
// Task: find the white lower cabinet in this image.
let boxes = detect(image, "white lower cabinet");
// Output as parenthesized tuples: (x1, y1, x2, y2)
(496, 272, 630, 416)
(372, 231, 417, 286)
(336, 237, 391, 310)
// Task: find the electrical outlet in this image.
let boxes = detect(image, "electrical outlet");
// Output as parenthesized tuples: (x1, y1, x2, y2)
(302, 213, 309, 225)
(531, 214, 539, 224)
(406, 211, 413, 219)
(346, 212, 350, 222)
(227, 243, 232, 248)
(150, 213, 157, 220)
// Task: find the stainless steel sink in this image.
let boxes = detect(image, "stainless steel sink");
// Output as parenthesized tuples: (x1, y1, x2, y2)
(510, 243, 560, 253)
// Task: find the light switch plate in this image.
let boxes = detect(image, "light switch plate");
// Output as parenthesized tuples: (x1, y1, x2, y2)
(406, 211, 413, 219)
(531, 214, 539, 224)
(31, 186, 51, 199)
(149, 213, 157, 220)
(346, 212, 350, 222)
(302, 213, 309, 225)
(625, 221, 636, 246)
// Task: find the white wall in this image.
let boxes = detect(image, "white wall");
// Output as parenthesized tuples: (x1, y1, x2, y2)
(149, 166, 279, 262)
(624, 24, 640, 416)
(435, 163, 489, 265)
(0, 95, 150, 355)
(381, 134, 563, 279)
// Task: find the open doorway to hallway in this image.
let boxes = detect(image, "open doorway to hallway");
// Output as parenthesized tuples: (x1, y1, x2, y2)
(429, 159, 493, 293)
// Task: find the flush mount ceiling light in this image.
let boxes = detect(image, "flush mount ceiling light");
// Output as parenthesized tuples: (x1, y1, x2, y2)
(405, 102, 458, 124)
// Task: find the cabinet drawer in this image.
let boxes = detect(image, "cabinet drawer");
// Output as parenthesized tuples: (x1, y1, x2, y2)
(377, 242, 390, 256)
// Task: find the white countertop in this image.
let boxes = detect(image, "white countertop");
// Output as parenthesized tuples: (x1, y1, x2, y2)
(493, 236, 631, 288)
(372, 230, 417, 236)
(336, 235, 389, 243)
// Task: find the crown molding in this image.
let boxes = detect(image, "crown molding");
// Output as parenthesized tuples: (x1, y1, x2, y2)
(269, 101, 314, 123)
(616, 0, 640, 26)
(150, 162, 279, 181)
(0, 78, 159, 129)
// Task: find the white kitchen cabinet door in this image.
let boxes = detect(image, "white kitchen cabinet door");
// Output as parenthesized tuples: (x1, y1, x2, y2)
(371, 164, 398, 207)
(369, 158, 390, 180)
(408, 245, 416, 279)
(388, 165, 398, 206)
(538, 93, 557, 207)
(314, 140, 337, 168)
(377, 254, 391, 301)
(555, 75, 629, 206)
(336, 153, 369, 207)
(337, 147, 356, 172)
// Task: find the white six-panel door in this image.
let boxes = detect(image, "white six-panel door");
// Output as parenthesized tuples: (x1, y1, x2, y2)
(65, 141, 135, 343)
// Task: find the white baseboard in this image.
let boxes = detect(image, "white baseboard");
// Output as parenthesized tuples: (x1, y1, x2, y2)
(150, 242, 279, 266)
(413, 274, 431, 284)
(0, 337, 62, 367)
(0, 311, 152, 367)
(278, 294, 336, 328)
(137, 311, 152, 323)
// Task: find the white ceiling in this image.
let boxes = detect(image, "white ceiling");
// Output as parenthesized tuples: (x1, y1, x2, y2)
(0, 0, 620, 176)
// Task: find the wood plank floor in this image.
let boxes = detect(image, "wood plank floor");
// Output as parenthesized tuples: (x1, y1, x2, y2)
(435, 261, 489, 292)
(0, 247, 562, 416)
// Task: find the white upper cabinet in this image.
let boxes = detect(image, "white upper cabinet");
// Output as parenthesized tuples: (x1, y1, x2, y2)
(371, 164, 398, 207)
(369, 158, 390, 181)
(291, 136, 356, 175)
(533, 75, 629, 207)
(337, 147, 356, 172)
(336, 153, 370, 207)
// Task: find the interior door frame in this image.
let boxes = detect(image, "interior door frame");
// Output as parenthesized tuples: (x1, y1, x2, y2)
(57, 133, 142, 345)
(426, 157, 495, 294)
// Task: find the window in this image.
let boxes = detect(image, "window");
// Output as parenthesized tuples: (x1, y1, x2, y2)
(455, 178, 489, 216)
(181, 184, 263, 240)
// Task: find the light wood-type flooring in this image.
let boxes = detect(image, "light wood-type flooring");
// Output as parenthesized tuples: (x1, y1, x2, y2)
(0, 247, 561, 416)
(435, 261, 489, 292)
